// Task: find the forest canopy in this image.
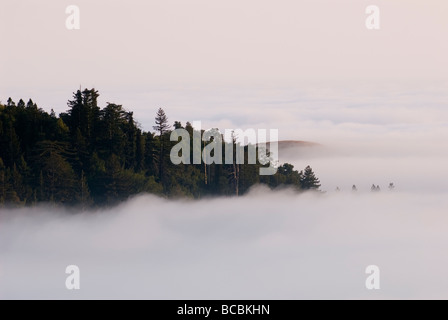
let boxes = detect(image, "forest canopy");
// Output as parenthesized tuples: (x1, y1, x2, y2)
(0, 89, 321, 207)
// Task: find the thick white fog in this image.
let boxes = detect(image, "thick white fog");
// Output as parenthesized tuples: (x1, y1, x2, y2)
(1, 186, 448, 299)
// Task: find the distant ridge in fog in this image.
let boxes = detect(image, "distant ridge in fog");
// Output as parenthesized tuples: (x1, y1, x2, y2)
(260, 140, 322, 152)
(277, 140, 321, 149)
(258, 140, 320, 147)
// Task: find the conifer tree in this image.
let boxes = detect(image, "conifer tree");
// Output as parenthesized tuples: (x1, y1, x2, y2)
(301, 165, 321, 190)
(153, 108, 170, 188)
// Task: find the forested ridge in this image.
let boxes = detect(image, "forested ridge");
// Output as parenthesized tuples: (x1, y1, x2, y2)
(0, 89, 321, 207)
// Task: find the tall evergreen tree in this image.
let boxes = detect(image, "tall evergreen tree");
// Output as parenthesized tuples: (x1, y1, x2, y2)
(153, 108, 171, 188)
(301, 165, 321, 190)
(153, 108, 170, 136)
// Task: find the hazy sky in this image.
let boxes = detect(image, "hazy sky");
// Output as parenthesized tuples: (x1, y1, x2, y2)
(1, 0, 447, 134)
(1, 0, 447, 86)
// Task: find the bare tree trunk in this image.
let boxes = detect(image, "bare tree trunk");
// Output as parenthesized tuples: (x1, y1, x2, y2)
(0, 171, 5, 206)
(81, 170, 86, 211)
(203, 140, 207, 185)
(159, 134, 165, 189)
(232, 151, 239, 196)
(235, 163, 239, 196)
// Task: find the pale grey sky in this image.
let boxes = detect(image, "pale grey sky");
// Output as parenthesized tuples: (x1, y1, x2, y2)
(1, 0, 447, 85)
(1, 0, 447, 136)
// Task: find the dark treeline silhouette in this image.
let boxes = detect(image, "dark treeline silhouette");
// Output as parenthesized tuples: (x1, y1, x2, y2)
(0, 89, 321, 207)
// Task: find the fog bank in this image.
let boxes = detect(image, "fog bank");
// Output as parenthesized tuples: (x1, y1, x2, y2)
(1, 188, 448, 299)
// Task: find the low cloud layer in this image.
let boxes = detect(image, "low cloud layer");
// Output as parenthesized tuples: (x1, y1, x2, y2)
(1, 187, 448, 299)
